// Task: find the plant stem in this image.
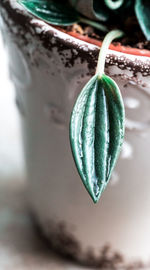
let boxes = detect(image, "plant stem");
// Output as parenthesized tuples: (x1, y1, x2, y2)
(96, 30, 124, 78)
(80, 17, 108, 33)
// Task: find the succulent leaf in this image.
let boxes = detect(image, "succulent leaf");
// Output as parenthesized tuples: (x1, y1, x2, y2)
(135, 0, 150, 41)
(18, 0, 150, 41)
(70, 74, 125, 203)
(18, 0, 79, 25)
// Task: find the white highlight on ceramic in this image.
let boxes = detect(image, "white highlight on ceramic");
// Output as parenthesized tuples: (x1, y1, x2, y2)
(124, 97, 140, 109)
(125, 118, 150, 132)
(121, 141, 133, 160)
(110, 171, 119, 186)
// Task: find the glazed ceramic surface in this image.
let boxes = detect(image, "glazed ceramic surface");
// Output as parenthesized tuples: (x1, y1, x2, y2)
(1, 0, 150, 267)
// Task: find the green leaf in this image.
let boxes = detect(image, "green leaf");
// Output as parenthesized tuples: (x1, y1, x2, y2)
(93, 1, 110, 21)
(69, 0, 109, 21)
(135, 0, 150, 40)
(70, 74, 125, 203)
(18, 0, 79, 26)
(104, 0, 124, 10)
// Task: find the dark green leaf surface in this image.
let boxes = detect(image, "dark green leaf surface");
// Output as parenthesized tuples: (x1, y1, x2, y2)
(18, 0, 79, 25)
(135, 0, 150, 40)
(93, 1, 109, 21)
(70, 74, 125, 203)
(18, 0, 150, 41)
(69, 0, 109, 21)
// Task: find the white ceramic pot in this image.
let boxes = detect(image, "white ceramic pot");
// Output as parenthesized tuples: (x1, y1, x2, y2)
(1, 0, 150, 268)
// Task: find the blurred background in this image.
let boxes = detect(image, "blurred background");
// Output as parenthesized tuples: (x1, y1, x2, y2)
(0, 31, 84, 270)
(0, 32, 24, 182)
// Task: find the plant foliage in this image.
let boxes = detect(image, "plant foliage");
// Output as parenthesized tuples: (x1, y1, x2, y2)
(19, 0, 150, 40)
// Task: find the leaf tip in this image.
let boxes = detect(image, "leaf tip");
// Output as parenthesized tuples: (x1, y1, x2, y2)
(89, 185, 105, 204)
(92, 196, 99, 204)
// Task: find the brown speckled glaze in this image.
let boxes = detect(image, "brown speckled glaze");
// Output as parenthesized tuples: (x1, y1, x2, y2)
(106, 54, 150, 77)
(35, 218, 146, 269)
(1, 0, 150, 268)
(1, 0, 150, 78)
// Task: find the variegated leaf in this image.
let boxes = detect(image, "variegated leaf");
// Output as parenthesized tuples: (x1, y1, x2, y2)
(70, 74, 125, 203)
(18, 0, 79, 25)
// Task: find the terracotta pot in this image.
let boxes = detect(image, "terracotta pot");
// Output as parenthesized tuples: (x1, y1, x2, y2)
(1, 0, 150, 268)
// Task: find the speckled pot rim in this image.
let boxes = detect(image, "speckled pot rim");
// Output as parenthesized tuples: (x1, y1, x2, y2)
(1, 0, 150, 78)
(61, 29, 150, 58)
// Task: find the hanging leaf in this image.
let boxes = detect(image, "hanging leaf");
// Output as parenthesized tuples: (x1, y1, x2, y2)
(70, 74, 125, 203)
(18, 0, 80, 25)
(135, 0, 150, 40)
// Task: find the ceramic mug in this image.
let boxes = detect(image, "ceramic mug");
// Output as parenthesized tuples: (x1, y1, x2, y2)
(1, 0, 150, 268)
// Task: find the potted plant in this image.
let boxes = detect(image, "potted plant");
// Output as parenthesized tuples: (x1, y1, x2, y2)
(1, 0, 150, 268)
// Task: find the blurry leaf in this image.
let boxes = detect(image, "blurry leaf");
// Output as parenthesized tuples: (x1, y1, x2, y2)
(19, 0, 79, 25)
(104, 0, 124, 10)
(135, 0, 150, 40)
(69, 0, 109, 21)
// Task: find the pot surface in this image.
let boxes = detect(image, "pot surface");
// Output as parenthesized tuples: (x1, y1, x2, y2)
(1, 0, 150, 268)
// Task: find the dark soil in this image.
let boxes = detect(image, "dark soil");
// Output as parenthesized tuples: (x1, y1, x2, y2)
(62, 15, 150, 50)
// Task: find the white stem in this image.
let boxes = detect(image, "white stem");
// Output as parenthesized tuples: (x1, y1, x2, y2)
(96, 30, 124, 78)
(80, 17, 108, 32)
